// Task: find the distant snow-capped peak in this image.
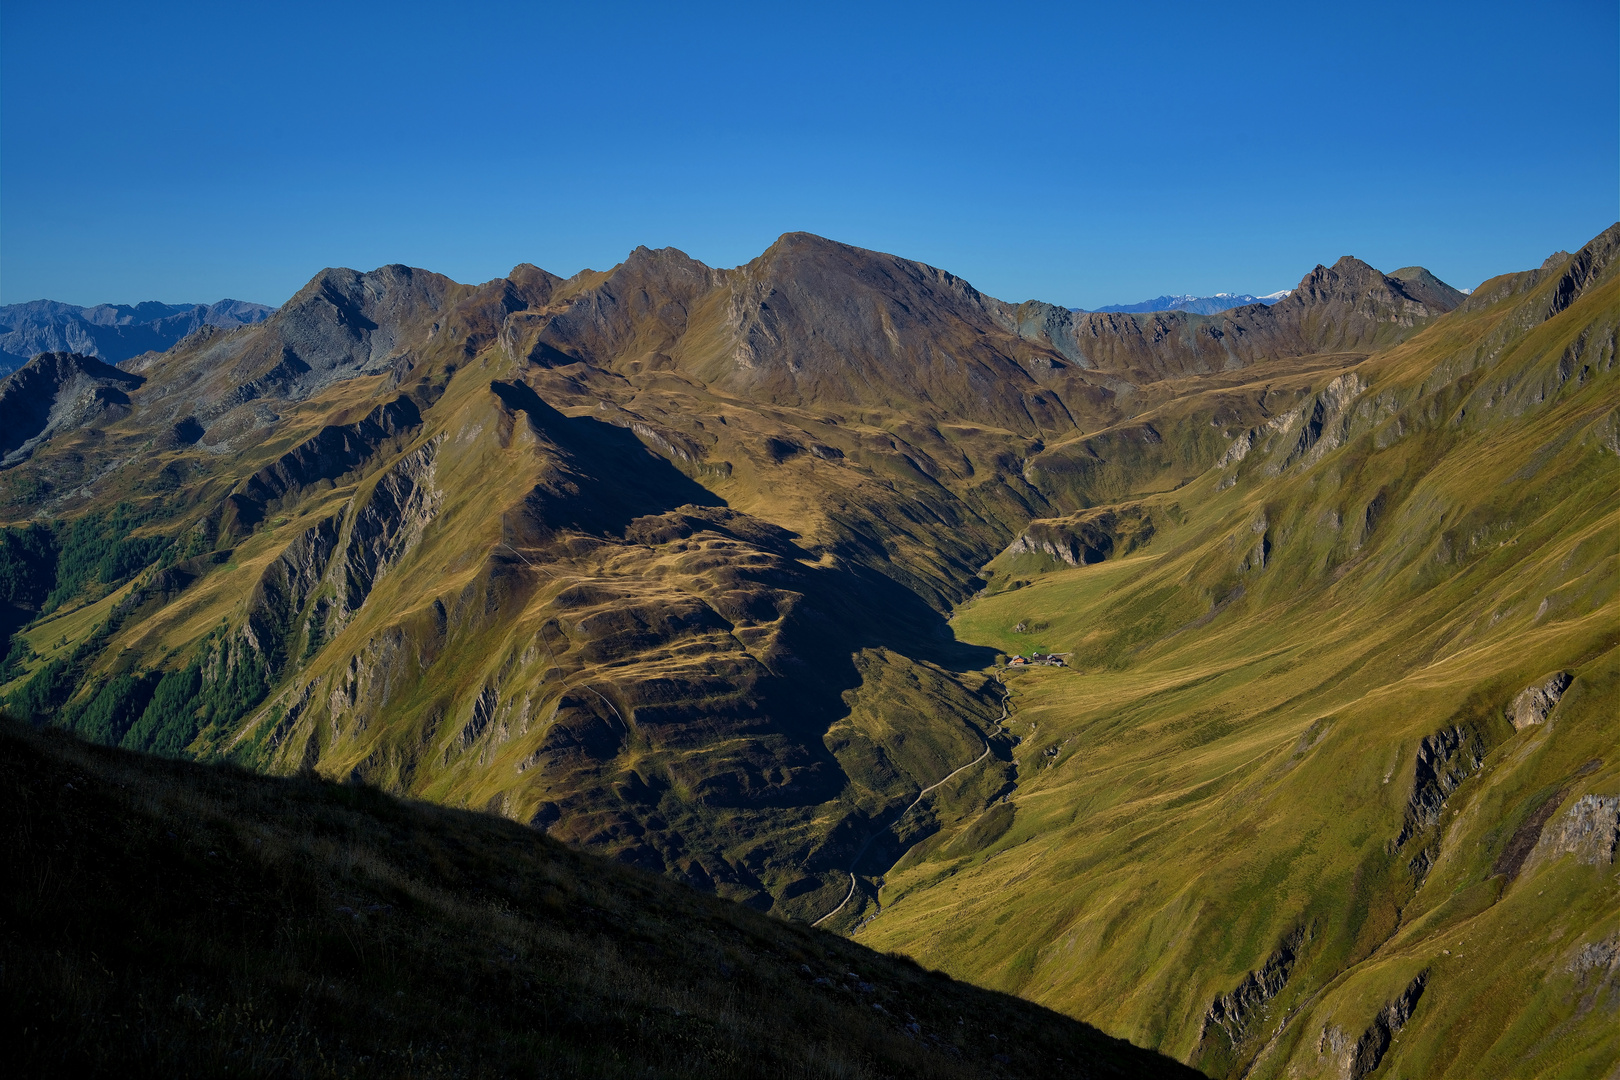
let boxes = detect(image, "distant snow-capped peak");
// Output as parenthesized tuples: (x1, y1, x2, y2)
(1082, 290, 1290, 316)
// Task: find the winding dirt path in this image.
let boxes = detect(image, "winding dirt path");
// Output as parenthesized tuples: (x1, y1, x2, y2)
(812, 676, 1010, 928)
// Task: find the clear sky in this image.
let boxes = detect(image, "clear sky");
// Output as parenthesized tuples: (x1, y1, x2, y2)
(2, 0, 1615, 310)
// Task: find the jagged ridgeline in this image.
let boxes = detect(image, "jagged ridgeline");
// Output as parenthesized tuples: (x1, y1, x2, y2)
(1, 226, 1617, 1075)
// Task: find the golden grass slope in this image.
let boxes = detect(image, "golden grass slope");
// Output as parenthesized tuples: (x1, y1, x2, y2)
(855, 239, 1620, 1077)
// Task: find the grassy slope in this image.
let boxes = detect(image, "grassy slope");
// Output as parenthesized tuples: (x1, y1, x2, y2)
(0, 236, 1463, 931)
(856, 265, 1620, 1076)
(0, 317, 1022, 920)
(0, 719, 1202, 1079)
(0, 233, 1612, 1075)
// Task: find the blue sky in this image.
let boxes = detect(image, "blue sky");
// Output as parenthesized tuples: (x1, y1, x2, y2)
(2, 0, 1615, 309)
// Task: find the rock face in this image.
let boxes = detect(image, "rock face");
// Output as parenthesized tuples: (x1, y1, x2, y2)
(334, 437, 444, 621)
(0, 351, 144, 462)
(253, 266, 455, 398)
(0, 298, 275, 375)
(1569, 934, 1620, 979)
(225, 395, 423, 531)
(1508, 671, 1573, 729)
(1316, 973, 1428, 1080)
(114, 264, 462, 444)
(1398, 725, 1486, 848)
(1196, 926, 1309, 1069)
(1533, 794, 1620, 867)
(1004, 505, 1155, 566)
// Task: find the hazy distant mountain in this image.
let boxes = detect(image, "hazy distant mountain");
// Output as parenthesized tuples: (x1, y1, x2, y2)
(0, 298, 276, 375)
(1080, 290, 1291, 315)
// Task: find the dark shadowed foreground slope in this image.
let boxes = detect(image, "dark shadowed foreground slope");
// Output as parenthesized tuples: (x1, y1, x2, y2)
(0, 720, 1202, 1079)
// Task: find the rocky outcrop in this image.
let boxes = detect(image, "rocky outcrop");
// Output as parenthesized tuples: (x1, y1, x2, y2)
(1568, 934, 1620, 981)
(1196, 925, 1308, 1063)
(1395, 723, 1489, 881)
(1216, 372, 1367, 480)
(1532, 794, 1620, 867)
(1507, 671, 1572, 729)
(337, 437, 443, 619)
(1543, 222, 1620, 322)
(243, 514, 343, 676)
(1316, 972, 1428, 1080)
(225, 395, 422, 530)
(1397, 724, 1487, 848)
(1004, 505, 1154, 566)
(0, 351, 144, 463)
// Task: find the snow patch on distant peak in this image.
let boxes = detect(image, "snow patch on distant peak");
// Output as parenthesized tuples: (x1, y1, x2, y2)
(1085, 291, 1289, 315)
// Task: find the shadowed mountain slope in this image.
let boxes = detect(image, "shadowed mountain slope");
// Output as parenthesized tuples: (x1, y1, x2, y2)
(1, 719, 1200, 1079)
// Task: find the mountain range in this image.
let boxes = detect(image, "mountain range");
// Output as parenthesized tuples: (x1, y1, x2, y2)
(0, 298, 277, 376)
(1, 225, 1616, 1077)
(1083, 290, 1292, 315)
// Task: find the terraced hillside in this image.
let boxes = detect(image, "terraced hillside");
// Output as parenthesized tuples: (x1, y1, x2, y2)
(856, 234, 1620, 1077)
(1, 223, 1615, 1077)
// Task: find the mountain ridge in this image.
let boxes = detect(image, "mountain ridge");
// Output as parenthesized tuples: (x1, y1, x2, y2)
(1083, 291, 1290, 315)
(0, 297, 276, 376)
(0, 224, 1614, 1077)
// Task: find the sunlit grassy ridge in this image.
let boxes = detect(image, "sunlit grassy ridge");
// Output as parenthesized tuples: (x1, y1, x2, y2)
(855, 248, 1620, 1075)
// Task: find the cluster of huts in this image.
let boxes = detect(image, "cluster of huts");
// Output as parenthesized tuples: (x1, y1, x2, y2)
(1006, 653, 1065, 667)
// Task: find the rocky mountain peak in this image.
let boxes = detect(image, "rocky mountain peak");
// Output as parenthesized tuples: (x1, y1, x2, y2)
(1252, 254, 1466, 351)
(244, 264, 458, 393)
(0, 351, 144, 463)
(505, 263, 565, 301)
(1285, 256, 1463, 313)
(608, 244, 720, 295)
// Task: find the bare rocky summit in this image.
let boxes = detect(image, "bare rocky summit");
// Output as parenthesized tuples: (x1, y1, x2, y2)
(0, 351, 144, 464)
